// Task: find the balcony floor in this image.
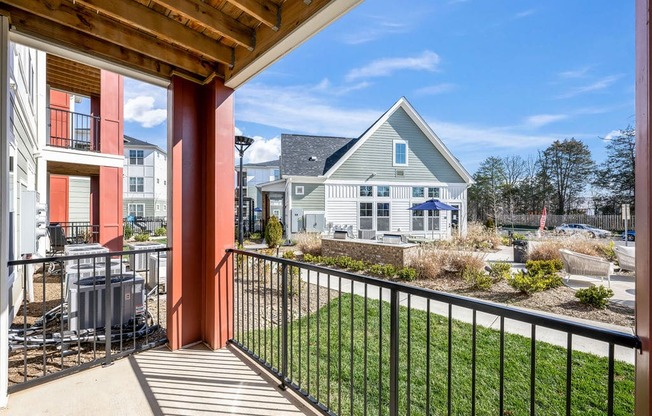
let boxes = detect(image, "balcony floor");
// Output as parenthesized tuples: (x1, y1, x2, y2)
(0, 344, 312, 416)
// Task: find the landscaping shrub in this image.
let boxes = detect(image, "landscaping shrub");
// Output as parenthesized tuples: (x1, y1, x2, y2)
(249, 232, 262, 241)
(450, 222, 502, 251)
(265, 216, 283, 248)
(134, 233, 150, 242)
(448, 252, 486, 278)
(396, 267, 417, 281)
(575, 285, 614, 309)
(154, 227, 166, 236)
(484, 217, 495, 229)
(508, 259, 563, 295)
(463, 268, 493, 290)
(303, 253, 317, 263)
(488, 261, 512, 281)
(368, 263, 397, 277)
(124, 224, 134, 240)
(527, 241, 564, 261)
(282, 250, 295, 260)
(409, 248, 448, 280)
(294, 232, 322, 255)
(528, 237, 616, 263)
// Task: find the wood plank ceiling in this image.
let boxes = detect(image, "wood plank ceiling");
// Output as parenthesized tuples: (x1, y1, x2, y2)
(0, 0, 337, 86)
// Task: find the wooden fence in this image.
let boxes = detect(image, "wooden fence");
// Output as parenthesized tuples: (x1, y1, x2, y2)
(497, 214, 634, 231)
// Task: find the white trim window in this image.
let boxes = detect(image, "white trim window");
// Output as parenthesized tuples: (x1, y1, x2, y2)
(412, 187, 424, 198)
(129, 149, 144, 165)
(393, 140, 408, 166)
(377, 202, 390, 231)
(377, 185, 390, 197)
(428, 187, 440, 198)
(156, 204, 161, 211)
(427, 209, 440, 231)
(360, 185, 373, 197)
(129, 177, 144, 192)
(128, 203, 145, 218)
(411, 203, 424, 231)
(359, 202, 373, 230)
(295, 185, 304, 195)
(163, 204, 167, 211)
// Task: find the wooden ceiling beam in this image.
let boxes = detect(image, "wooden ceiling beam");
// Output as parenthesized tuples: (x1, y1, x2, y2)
(73, 0, 234, 66)
(151, 0, 255, 51)
(5, 6, 216, 83)
(225, 0, 279, 30)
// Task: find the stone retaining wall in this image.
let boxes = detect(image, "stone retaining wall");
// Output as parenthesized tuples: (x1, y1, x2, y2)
(321, 238, 418, 268)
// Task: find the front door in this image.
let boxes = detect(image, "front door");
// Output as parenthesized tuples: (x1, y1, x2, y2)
(49, 175, 69, 224)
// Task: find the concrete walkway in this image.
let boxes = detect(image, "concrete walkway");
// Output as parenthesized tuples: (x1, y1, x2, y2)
(0, 344, 313, 416)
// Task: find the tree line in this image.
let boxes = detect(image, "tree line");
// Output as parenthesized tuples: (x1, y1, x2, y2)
(468, 127, 635, 222)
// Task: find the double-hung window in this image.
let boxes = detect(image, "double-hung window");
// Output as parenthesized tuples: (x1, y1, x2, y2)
(377, 185, 390, 197)
(411, 203, 424, 231)
(428, 210, 440, 231)
(128, 203, 144, 218)
(129, 177, 144, 192)
(412, 187, 424, 198)
(129, 150, 144, 165)
(359, 203, 373, 230)
(393, 140, 408, 166)
(428, 187, 440, 198)
(377, 203, 390, 231)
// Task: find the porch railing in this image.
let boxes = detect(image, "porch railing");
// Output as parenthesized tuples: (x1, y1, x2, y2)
(47, 107, 100, 152)
(124, 217, 166, 237)
(229, 249, 641, 416)
(7, 246, 169, 391)
(55, 222, 99, 244)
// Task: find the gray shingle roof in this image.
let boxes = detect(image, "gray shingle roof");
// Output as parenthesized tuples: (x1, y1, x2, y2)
(123, 135, 166, 155)
(244, 159, 280, 168)
(281, 134, 357, 177)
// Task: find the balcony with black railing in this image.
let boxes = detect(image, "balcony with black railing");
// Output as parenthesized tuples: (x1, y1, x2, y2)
(47, 107, 100, 152)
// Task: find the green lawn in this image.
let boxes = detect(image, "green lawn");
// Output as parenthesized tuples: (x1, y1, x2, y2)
(244, 294, 634, 416)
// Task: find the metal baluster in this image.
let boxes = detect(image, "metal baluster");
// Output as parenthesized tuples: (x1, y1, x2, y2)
(316, 271, 321, 403)
(350, 279, 354, 416)
(364, 283, 368, 416)
(281, 262, 288, 388)
(472, 309, 477, 416)
(407, 294, 412, 416)
(426, 299, 431, 416)
(338, 276, 342, 416)
(566, 333, 573, 416)
(389, 289, 399, 416)
(448, 304, 453, 416)
(607, 343, 615, 416)
(530, 325, 536, 416)
(499, 316, 505, 416)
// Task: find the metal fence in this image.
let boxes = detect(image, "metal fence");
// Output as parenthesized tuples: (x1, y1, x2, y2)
(124, 217, 166, 236)
(499, 214, 634, 231)
(229, 249, 640, 416)
(7, 246, 169, 391)
(55, 222, 99, 244)
(47, 107, 100, 152)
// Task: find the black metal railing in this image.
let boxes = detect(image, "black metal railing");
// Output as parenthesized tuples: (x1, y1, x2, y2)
(56, 222, 100, 244)
(47, 107, 100, 151)
(7, 246, 169, 391)
(124, 217, 167, 237)
(228, 249, 641, 416)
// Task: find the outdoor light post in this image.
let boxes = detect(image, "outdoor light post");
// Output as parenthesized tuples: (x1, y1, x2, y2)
(235, 135, 254, 246)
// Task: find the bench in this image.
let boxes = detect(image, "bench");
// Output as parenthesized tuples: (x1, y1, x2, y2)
(559, 248, 614, 287)
(614, 246, 635, 272)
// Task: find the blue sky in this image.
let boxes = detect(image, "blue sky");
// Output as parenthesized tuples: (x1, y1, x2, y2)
(123, 0, 634, 173)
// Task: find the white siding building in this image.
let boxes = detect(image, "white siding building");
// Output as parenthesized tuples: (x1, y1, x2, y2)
(123, 135, 167, 218)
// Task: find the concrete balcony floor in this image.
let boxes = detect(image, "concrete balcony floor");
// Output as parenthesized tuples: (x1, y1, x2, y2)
(0, 344, 313, 416)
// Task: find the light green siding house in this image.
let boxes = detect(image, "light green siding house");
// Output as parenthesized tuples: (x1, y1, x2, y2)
(259, 97, 473, 239)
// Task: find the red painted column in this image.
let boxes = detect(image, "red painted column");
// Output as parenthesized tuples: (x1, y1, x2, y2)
(636, 0, 652, 413)
(168, 76, 234, 350)
(97, 70, 124, 251)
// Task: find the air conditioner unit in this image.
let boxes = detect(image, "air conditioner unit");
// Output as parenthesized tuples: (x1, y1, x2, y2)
(68, 273, 145, 331)
(64, 244, 109, 267)
(358, 229, 376, 240)
(65, 260, 124, 299)
(148, 252, 167, 293)
(127, 242, 165, 271)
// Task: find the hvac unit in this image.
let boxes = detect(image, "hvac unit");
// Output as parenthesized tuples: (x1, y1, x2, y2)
(68, 273, 145, 331)
(65, 260, 124, 298)
(127, 242, 165, 271)
(64, 244, 109, 267)
(148, 252, 167, 293)
(358, 229, 376, 240)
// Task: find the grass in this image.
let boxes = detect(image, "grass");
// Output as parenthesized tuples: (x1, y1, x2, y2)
(244, 294, 634, 415)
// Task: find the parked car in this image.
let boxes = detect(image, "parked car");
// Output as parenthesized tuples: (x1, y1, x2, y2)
(554, 223, 610, 238)
(622, 230, 635, 241)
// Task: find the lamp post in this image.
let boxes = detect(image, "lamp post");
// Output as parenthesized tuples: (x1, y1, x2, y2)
(235, 135, 254, 246)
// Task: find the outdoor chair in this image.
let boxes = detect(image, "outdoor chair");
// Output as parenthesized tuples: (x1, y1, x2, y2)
(558, 248, 614, 287)
(614, 246, 636, 272)
(47, 223, 68, 255)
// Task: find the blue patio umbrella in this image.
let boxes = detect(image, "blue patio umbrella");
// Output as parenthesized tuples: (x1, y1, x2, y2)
(408, 199, 458, 239)
(254, 207, 263, 212)
(408, 199, 459, 211)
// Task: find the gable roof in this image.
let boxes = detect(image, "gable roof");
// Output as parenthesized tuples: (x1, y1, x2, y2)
(281, 134, 357, 176)
(123, 135, 166, 155)
(322, 97, 473, 183)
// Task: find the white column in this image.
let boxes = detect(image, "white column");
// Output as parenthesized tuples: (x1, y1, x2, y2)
(0, 14, 11, 407)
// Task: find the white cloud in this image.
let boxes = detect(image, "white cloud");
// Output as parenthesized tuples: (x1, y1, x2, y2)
(602, 129, 621, 142)
(513, 9, 536, 19)
(235, 126, 243, 136)
(236, 83, 379, 137)
(341, 20, 409, 45)
(313, 78, 371, 96)
(124, 96, 167, 128)
(556, 75, 623, 99)
(246, 136, 282, 164)
(415, 83, 457, 96)
(345, 51, 440, 82)
(558, 67, 592, 79)
(524, 114, 568, 128)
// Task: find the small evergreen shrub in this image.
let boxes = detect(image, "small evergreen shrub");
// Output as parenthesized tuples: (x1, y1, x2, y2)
(575, 285, 614, 309)
(134, 233, 150, 242)
(485, 218, 495, 229)
(488, 262, 512, 281)
(124, 224, 134, 240)
(368, 264, 397, 277)
(249, 232, 262, 241)
(282, 250, 296, 260)
(265, 216, 283, 248)
(154, 227, 166, 236)
(508, 259, 563, 295)
(463, 268, 493, 290)
(525, 259, 563, 275)
(397, 267, 417, 281)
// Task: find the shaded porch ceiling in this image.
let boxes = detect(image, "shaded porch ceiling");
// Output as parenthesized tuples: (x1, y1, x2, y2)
(1, 0, 361, 88)
(47, 54, 101, 97)
(47, 161, 100, 177)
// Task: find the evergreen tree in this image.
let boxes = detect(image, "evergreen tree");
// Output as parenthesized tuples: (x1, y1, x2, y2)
(593, 126, 635, 213)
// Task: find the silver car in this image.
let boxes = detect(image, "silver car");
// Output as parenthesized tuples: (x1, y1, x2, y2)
(555, 223, 610, 238)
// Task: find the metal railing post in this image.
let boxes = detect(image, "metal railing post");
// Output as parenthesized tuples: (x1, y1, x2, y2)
(389, 288, 399, 416)
(281, 262, 289, 389)
(103, 255, 113, 366)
